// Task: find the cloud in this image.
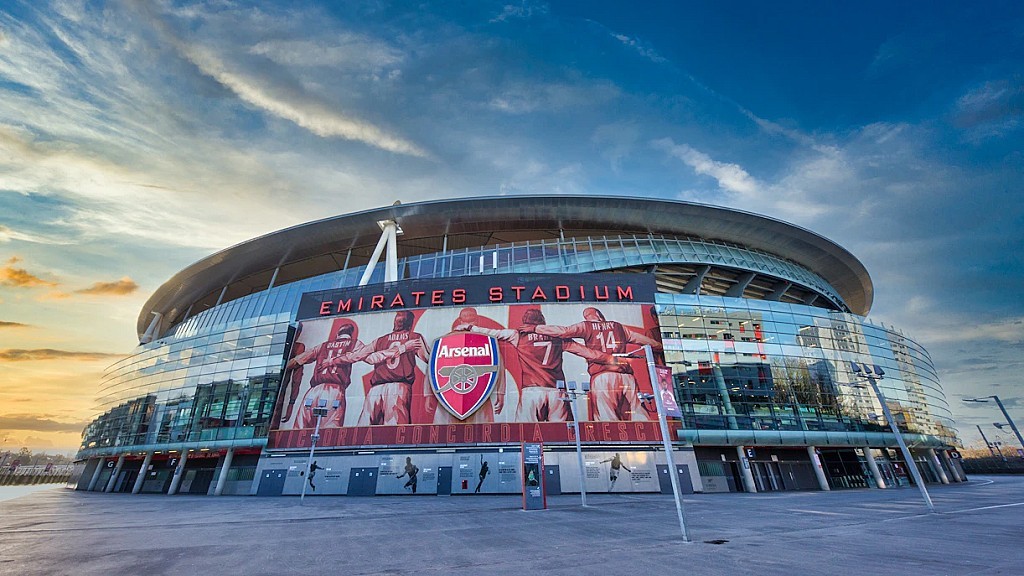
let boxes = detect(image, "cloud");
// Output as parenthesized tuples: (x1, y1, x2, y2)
(0, 414, 88, 433)
(0, 349, 122, 362)
(74, 277, 139, 296)
(490, 2, 549, 23)
(0, 321, 31, 329)
(0, 224, 75, 245)
(0, 257, 58, 288)
(953, 77, 1024, 140)
(150, 7, 429, 159)
(653, 138, 760, 196)
(611, 33, 667, 64)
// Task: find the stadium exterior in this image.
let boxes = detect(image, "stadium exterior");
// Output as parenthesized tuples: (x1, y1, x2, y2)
(71, 196, 964, 497)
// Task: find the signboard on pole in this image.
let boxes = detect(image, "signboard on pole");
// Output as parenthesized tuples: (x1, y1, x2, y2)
(655, 365, 682, 418)
(522, 442, 546, 510)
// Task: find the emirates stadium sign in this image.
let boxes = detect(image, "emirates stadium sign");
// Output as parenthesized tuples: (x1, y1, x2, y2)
(429, 333, 500, 420)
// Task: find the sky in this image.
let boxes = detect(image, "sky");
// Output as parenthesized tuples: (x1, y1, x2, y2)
(0, 1, 1021, 454)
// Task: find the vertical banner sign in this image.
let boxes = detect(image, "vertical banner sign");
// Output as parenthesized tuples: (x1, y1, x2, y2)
(522, 442, 546, 510)
(655, 365, 682, 418)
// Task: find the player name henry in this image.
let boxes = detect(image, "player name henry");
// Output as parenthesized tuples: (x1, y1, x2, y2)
(435, 343, 493, 358)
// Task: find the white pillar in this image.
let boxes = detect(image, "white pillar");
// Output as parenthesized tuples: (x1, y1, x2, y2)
(807, 446, 830, 491)
(131, 451, 154, 494)
(736, 446, 757, 493)
(385, 223, 398, 282)
(167, 452, 189, 495)
(927, 448, 950, 484)
(863, 447, 886, 489)
(86, 458, 106, 491)
(213, 448, 235, 496)
(940, 450, 963, 482)
(104, 455, 125, 493)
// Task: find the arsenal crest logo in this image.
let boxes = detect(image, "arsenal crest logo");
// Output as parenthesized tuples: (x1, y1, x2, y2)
(429, 332, 500, 420)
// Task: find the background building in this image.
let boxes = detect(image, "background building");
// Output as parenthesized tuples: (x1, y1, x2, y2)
(71, 196, 963, 497)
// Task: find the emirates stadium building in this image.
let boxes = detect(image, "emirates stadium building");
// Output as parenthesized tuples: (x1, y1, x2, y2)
(71, 196, 964, 498)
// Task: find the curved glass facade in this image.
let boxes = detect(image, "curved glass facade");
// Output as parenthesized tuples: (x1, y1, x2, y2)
(79, 234, 949, 458)
(656, 294, 954, 447)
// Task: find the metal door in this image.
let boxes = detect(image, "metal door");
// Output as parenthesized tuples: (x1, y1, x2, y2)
(437, 466, 452, 495)
(657, 464, 694, 494)
(544, 465, 561, 496)
(256, 469, 287, 496)
(348, 467, 378, 496)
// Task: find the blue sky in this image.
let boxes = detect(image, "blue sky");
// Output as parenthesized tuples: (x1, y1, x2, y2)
(0, 1, 1021, 451)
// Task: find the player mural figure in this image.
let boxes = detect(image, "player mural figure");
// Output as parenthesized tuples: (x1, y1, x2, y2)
(475, 455, 490, 493)
(396, 456, 419, 493)
(325, 311, 428, 426)
(601, 453, 631, 490)
(276, 324, 306, 423)
(526, 307, 661, 421)
(284, 320, 359, 428)
(457, 308, 614, 422)
(308, 460, 323, 492)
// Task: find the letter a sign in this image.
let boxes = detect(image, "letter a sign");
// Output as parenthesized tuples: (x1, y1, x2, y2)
(429, 333, 500, 420)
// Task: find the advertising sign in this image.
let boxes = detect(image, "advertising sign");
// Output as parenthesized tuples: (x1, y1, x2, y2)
(655, 365, 682, 418)
(268, 274, 673, 450)
(522, 443, 545, 510)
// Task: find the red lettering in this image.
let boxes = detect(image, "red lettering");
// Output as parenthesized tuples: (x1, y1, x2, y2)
(594, 286, 609, 300)
(634, 422, 647, 441)
(616, 286, 633, 300)
(452, 288, 466, 304)
(390, 293, 405, 308)
(555, 285, 570, 300)
(337, 428, 348, 445)
(531, 286, 548, 301)
(580, 285, 586, 299)
(617, 422, 629, 441)
(432, 290, 445, 305)
(447, 425, 457, 443)
(501, 424, 511, 442)
(358, 296, 364, 310)
(395, 426, 406, 444)
(482, 425, 493, 443)
(584, 423, 597, 442)
(532, 424, 543, 442)
(336, 299, 352, 313)
(463, 425, 474, 443)
(567, 425, 576, 442)
(601, 422, 612, 440)
(412, 426, 423, 444)
(489, 287, 503, 302)
(429, 426, 439, 444)
(412, 291, 426, 305)
(319, 301, 332, 315)
(370, 295, 385, 309)
(362, 427, 373, 445)
(511, 286, 526, 299)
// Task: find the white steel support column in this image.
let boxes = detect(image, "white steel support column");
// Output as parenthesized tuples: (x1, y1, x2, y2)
(927, 448, 950, 484)
(736, 446, 757, 493)
(167, 452, 189, 495)
(863, 447, 886, 489)
(86, 458, 105, 491)
(131, 451, 154, 494)
(941, 450, 963, 482)
(214, 448, 235, 496)
(358, 219, 402, 286)
(807, 446, 831, 491)
(104, 455, 125, 493)
(385, 223, 398, 282)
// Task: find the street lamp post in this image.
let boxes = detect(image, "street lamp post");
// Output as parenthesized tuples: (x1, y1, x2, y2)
(964, 396, 1024, 451)
(976, 424, 998, 458)
(299, 398, 339, 503)
(557, 379, 590, 508)
(616, 345, 691, 542)
(849, 362, 935, 513)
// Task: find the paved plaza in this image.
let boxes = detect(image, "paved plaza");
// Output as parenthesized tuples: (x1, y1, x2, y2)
(1, 476, 1022, 575)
